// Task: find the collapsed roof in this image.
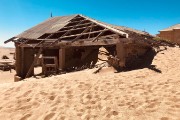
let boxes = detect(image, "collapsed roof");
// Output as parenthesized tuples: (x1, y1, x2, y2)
(5, 14, 174, 47)
(5, 15, 127, 44)
(16, 14, 128, 39)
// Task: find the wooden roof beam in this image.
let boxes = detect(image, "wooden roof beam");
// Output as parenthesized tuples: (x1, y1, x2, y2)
(79, 15, 128, 38)
(60, 29, 109, 39)
(47, 25, 98, 34)
(68, 19, 89, 24)
(61, 22, 92, 30)
(46, 19, 86, 39)
(71, 23, 94, 42)
(92, 28, 108, 42)
(45, 19, 91, 46)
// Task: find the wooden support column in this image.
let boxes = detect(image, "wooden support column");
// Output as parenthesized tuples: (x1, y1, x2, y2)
(14, 44, 34, 81)
(116, 40, 126, 67)
(21, 47, 24, 76)
(59, 48, 66, 70)
(22, 48, 34, 78)
(15, 43, 22, 77)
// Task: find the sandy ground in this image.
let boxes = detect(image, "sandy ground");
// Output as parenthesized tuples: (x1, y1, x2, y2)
(0, 47, 15, 60)
(0, 46, 180, 120)
(0, 47, 15, 83)
(0, 70, 15, 83)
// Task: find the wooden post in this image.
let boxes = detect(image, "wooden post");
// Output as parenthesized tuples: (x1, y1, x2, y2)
(25, 48, 41, 78)
(15, 43, 22, 77)
(116, 40, 126, 67)
(21, 47, 24, 76)
(59, 48, 66, 70)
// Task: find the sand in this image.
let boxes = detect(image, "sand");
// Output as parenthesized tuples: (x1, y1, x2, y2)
(0, 47, 15, 83)
(0, 47, 15, 60)
(0, 46, 180, 120)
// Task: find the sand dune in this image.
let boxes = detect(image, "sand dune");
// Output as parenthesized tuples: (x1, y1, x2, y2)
(0, 46, 180, 120)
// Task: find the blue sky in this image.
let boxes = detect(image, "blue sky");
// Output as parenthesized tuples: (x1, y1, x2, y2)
(0, 0, 180, 47)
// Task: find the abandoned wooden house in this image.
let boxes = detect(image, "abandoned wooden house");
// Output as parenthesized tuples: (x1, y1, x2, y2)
(5, 14, 170, 81)
(157, 24, 180, 45)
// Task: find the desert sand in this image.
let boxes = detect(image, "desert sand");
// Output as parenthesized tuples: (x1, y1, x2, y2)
(0, 46, 180, 120)
(0, 47, 15, 83)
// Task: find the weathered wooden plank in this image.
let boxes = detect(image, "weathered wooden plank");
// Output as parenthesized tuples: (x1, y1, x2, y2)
(92, 28, 107, 42)
(15, 43, 22, 76)
(71, 23, 94, 42)
(47, 25, 98, 34)
(62, 22, 92, 30)
(59, 48, 66, 70)
(61, 29, 109, 39)
(21, 47, 24, 76)
(80, 14, 128, 38)
(19, 39, 30, 47)
(25, 48, 42, 78)
(116, 40, 126, 67)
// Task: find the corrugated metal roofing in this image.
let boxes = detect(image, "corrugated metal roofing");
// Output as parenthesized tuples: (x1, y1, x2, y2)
(160, 24, 180, 31)
(16, 15, 77, 39)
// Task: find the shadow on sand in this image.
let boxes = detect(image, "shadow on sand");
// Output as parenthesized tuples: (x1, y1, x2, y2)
(116, 48, 162, 73)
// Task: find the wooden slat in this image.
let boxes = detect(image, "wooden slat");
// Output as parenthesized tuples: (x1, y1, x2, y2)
(59, 48, 66, 70)
(92, 28, 107, 42)
(48, 25, 98, 34)
(4, 37, 16, 44)
(46, 19, 86, 39)
(59, 20, 87, 37)
(68, 20, 81, 24)
(80, 14, 128, 38)
(71, 23, 94, 42)
(33, 40, 45, 48)
(18, 39, 30, 47)
(46, 20, 90, 46)
(45, 33, 54, 39)
(21, 47, 24, 76)
(20, 37, 151, 49)
(61, 22, 92, 30)
(61, 29, 109, 39)
(88, 24, 95, 39)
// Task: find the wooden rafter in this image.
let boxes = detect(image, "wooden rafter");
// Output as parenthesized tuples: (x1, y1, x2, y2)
(61, 29, 108, 39)
(80, 15, 128, 38)
(13, 15, 129, 50)
(92, 28, 107, 42)
(45, 19, 90, 46)
(68, 20, 81, 24)
(59, 20, 88, 38)
(48, 25, 98, 34)
(19, 39, 30, 47)
(45, 19, 86, 39)
(88, 24, 94, 39)
(61, 22, 92, 30)
(33, 40, 45, 48)
(71, 23, 94, 42)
